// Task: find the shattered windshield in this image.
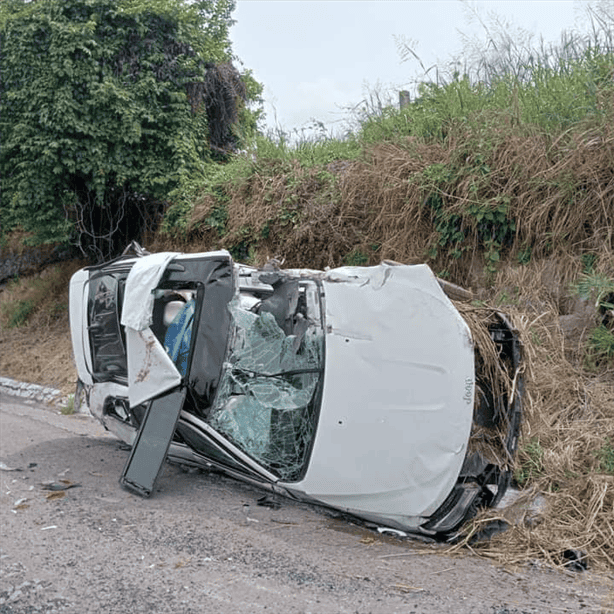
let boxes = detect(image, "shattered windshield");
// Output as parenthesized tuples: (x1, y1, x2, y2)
(209, 291, 324, 482)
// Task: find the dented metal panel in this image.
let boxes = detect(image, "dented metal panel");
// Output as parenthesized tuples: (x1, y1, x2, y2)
(125, 327, 182, 408)
(121, 252, 179, 331)
(68, 248, 523, 540)
(292, 263, 474, 521)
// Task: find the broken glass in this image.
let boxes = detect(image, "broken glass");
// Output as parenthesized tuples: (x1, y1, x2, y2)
(210, 298, 323, 481)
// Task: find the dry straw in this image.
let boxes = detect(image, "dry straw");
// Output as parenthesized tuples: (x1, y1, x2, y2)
(450, 256, 614, 572)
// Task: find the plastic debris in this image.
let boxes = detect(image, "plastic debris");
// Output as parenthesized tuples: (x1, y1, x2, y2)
(39, 480, 80, 491)
(377, 527, 408, 538)
(0, 462, 21, 472)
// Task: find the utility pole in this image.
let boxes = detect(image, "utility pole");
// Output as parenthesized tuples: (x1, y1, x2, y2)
(399, 90, 410, 109)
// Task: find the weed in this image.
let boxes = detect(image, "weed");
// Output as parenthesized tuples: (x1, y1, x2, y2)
(60, 395, 75, 416)
(343, 249, 369, 267)
(594, 440, 614, 475)
(574, 271, 614, 310)
(228, 228, 257, 263)
(517, 246, 532, 265)
(584, 324, 614, 370)
(495, 288, 520, 307)
(573, 271, 614, 369)
(514, 437, 544, 487)
(2, 299, 35, 328)
(580, 252, 597, 273)
(204, 202, 228, 236)
(251, 129, 360, 168)
(529, 329, 543, 347)
(278, 205, 300, 228)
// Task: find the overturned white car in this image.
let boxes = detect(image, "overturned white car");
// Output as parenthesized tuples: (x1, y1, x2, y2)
(69, 246, 523, 539)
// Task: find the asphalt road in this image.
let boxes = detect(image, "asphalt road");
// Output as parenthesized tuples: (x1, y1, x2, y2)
(1, 393, 612, 614)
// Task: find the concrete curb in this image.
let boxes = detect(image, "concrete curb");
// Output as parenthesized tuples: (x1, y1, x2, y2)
(0, 376, 72, 408)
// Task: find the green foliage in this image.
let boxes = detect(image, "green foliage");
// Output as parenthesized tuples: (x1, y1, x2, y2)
(204, 200, 229, 236)
(61, 394, 76, 415)
(419, 161, 515, 270)
(574, 271, 614, 310)
(2, 299, 35, 328)
(378, 14, 614, 143)
(594, 440, 614, 475)
(362, 23, 613, 145)
(250, 131, 361, 168)
(585, 325, 614, 370)
(0, 0, 260, 259)
(343, 249, 369, 267)
(227, 231, 256, 263)
(515, 437, 545, 487)
(573, 270, 614, 369)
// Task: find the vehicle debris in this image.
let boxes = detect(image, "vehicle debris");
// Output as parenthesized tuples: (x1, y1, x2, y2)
(39, 480, 80, 491)
(562, 549, 588, 572)
(69, 246, 523, 540)
(0, 462, 22, 472)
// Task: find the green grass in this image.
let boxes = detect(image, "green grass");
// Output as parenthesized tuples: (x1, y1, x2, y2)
(60, 395, 75, 415)
(515, 437, 545, 487)
(594, 440, 614, 475)
(2, 298, 35, 328)
(573, 270, 614, 369)
(585, 324, 614, 370)
(343, 248, 369, 266)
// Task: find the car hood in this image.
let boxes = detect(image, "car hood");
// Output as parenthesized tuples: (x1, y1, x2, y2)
(292, 264, 475, 525)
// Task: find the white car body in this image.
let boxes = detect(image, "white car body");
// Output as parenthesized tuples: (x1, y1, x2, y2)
(69, 248, 522, 537)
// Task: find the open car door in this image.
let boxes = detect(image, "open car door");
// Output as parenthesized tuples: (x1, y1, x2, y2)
(120, 387, 187, 496)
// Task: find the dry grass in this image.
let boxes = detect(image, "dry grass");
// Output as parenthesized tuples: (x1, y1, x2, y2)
(158, 126, 614, 569)
(0, 261, 82, 395)
(3, 250, 612, 572)
(180, 122, 613, 289)
(448, 255, 614, 572)
(4, 118, 614, 571)
(2, 252, 613, 571)
(0, 312, 76, 395)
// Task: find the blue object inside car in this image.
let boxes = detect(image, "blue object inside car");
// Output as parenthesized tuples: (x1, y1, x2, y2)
(164, 300, 195, 376)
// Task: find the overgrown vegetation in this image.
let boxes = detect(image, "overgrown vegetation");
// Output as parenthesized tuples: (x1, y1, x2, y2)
(61, 394, 76, 416)
(0, 261, 83, 393)
(149, 4, 614, 285)
(0, 0, 261, 261)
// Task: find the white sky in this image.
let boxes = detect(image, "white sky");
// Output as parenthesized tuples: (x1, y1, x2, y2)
(230, 0, 591, 135)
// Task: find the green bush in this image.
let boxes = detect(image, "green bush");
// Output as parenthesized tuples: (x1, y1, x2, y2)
(0, 0, 261, 260)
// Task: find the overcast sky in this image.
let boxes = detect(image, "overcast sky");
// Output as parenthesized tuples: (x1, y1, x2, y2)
(230, 0, 591, 136)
